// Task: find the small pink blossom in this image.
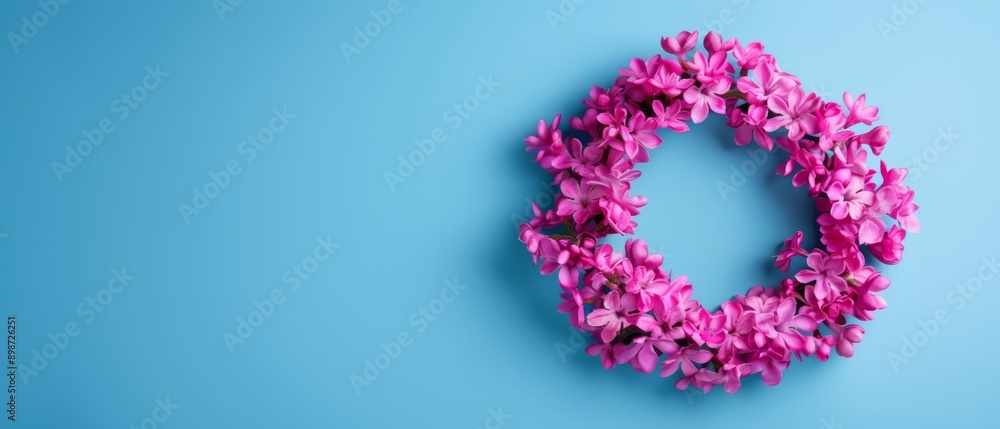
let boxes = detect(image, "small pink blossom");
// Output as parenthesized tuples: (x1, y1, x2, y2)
(764, 87, 821, 141)
(843, 92, 879, 127)
(660, 30, 698, 57)
(795, 250, 847, 300)
(586, 291, 637, 343)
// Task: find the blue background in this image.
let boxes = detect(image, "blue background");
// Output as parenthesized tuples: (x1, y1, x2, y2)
(2, 0, 996, 427)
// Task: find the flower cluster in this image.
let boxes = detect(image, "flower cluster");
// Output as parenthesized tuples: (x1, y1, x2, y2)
(518, 31, 919, 393)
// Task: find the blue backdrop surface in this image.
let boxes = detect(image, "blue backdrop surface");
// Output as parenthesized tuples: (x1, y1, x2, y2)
(1, 1, 997, 427)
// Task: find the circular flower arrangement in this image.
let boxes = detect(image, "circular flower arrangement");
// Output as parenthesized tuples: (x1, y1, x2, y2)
(518, 31, 919, 393)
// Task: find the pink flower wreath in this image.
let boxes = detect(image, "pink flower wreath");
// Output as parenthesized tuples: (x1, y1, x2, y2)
(517, 31, 920, 393)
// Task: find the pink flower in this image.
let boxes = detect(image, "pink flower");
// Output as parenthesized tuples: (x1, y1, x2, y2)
(619, 55, 663, 96)
(596, 106, 629, 140)
(827, 323, 864, 357)
(556, 178, 604, 225)
(623, 265, 670, 312)
(702, 31, 736, 55)
(557, 288, 598, 329)
(622, 112, 662, 162)
(660, 346, 713, 377)
(687, 51, 733, 85)
(733, 104, 773, 150)
(652, 99, 690, 132)
(537, 238, 593, 290)
(869, 225, 906, 265)
(774, 231, 807, 272)
(843, 92, 879, 127)
(853, 272, 889, 321)
(585, 341, 618, 370)
(795, 250, 847, 300)
(570, 108, 602, 140)
(733, 41, 766, 69)
(859, 125, 890, 155)
(524, 115, 561, 152)
(586, 291, 637, 343)
(648, 59, 692, 98)
(717, 361, 752, 393)
(613, 336, 662, 373)
(764, 87, 821, 141)
(736, 61, 797, 105)
(660, 30, 698, 57)
(825, 170, 875, 220)
(683, 79, 730, 123)
(816, 102, 855, 151)
(786, 147, 828, 195)
(583, 86, 619, 111)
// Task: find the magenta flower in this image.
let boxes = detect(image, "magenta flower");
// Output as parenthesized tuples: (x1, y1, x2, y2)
(524, 115, 561, 152)
(682, 79, 729, 123)
(733, 41, 766, 69)
(660, 346, 713, 377)
(816, 102, 855, 151)
(789, 149, 828, 195)
(702, 31, 736, 55)
(736, 61, 797, 105)
(843, 92, 879, 127)
(624, 265, 671, 312)
(660, 30, 698, 57)
(556, 178, 604, 225)
(687, 51, 733, 84)
(859, 125, 890, 155)
(584, 341, 618, 370)
(774, 231, 807, 272)
(764, 87, 821, 141)
(613, 336, 662, 373)
(825, 171, 875, 220)
(869, 225, 906, 265)
(652, 99, 690, 132)
(620, 55, 663, 96)
(795, 250, 847, 300)
(557, 288, 598, 329)
(733, 104, 773, 150)
(626, 112, 663, 162)
(586, 290, 637, 343)
(648, 59, 692, 98)
(827, 323, 864, 357)
(583, 86, 618, 111)
(596, 106, 629, 140)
